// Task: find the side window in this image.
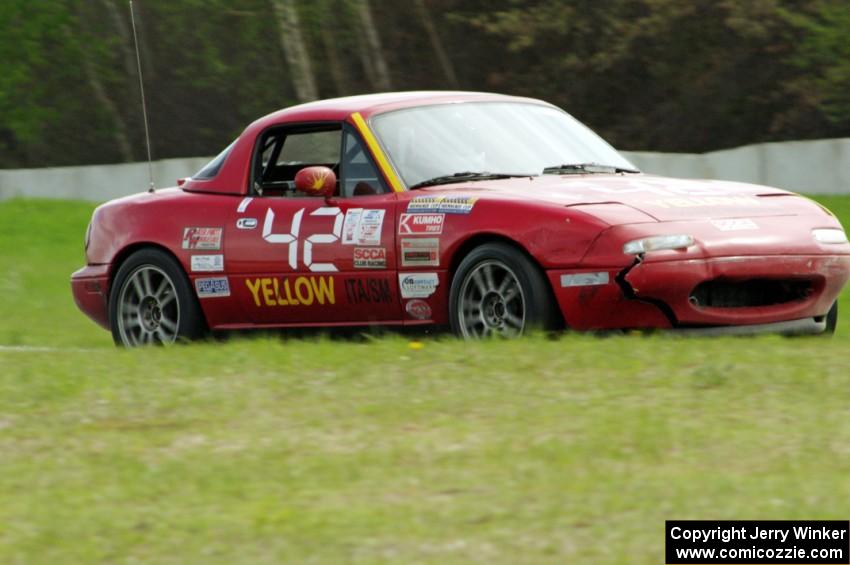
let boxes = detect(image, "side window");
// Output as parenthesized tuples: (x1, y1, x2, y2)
(278, 130, 339, 165)
(340, 129, 389, 197)
(253, 126, 341, 197)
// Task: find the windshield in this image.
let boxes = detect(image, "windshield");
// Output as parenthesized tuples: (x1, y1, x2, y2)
(370, 102, 637, 188)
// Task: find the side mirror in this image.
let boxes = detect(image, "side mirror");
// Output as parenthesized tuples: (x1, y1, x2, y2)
(294, 166, 336, 200)
(176, 177, 188, 187)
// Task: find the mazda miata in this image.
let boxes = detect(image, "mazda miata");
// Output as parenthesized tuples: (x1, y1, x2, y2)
(71, 91, 850, 345)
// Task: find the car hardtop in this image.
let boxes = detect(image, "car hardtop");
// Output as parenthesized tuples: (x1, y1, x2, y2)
(180, 91, 555, 197)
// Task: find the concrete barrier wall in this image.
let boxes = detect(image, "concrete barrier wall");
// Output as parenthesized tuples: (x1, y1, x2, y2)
(1, 138, 848, 202)
(622, 137, 850, 194)
(0, 157, 212, 202)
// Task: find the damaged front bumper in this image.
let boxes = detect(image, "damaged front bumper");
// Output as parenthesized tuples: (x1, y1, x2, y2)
(547, 254, 850, 334)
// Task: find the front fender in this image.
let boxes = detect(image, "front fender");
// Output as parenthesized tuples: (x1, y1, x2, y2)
(433, 198, 618, 270)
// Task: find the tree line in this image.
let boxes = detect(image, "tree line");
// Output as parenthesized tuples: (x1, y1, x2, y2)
(1, 0, 848, 168)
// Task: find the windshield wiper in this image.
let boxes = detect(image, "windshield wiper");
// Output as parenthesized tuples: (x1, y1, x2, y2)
(409, 171, 533, 189)
(542, 163, 639, 175)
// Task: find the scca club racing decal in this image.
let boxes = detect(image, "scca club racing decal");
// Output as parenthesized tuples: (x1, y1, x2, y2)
(344, 278, 392, 304)
(195, 277, 230, 298)
(353, 247, 386, 269)
(407, 195, 477, 214)
(245, 276, 335, 307)
(399, 273, 439, 298)
(399, 213, 444, 235)
(182, 227, 222, 250)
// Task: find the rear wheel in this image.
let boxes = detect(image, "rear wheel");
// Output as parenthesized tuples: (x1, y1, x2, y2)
(449, 242, 558, 338)
(108, 248, 205, 346)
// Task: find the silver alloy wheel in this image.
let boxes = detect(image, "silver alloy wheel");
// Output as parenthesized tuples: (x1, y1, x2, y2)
(116, 265, 180, 346)
(457, 260, 526, 338)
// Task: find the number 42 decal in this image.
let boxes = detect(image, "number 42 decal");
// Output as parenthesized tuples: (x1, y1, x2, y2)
(263, 207, 343, 272)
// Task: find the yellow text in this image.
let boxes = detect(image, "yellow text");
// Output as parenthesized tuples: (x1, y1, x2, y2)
(245, 276, 335, 307)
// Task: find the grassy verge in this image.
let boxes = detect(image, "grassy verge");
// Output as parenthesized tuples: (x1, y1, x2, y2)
(0, 196, 849, 562)
(0, 199, 106, 348)
(2, 336, 850, 563)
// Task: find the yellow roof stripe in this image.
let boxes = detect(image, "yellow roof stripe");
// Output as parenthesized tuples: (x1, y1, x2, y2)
(351, 112, 404, 193)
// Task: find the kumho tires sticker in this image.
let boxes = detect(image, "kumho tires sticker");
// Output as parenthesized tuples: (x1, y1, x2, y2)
(399, 213, 445, 235)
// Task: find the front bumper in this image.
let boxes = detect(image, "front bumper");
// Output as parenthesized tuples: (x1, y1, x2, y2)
(70, 264, 110, 329)
(548, 254, 850, 332)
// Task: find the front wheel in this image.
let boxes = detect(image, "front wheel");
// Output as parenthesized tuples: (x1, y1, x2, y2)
(449, 242, 559, 338)
(108, 248, 206, 346)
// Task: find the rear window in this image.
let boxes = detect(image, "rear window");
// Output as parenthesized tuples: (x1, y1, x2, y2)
(194, 140, 235, 180)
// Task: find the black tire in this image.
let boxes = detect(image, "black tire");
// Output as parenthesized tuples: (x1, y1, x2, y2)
(824, 300, 838, 335)
(108, 248, 206, 346)
(449, 242, 559, 338)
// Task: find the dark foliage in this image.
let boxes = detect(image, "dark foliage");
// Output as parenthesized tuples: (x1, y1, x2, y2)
(1, 0, 848, 167)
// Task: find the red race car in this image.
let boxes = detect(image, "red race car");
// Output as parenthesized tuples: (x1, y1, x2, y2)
(71, 92, 850, 346)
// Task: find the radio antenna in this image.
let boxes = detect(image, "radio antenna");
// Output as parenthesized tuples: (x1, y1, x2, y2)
(129, 0, 155, 192)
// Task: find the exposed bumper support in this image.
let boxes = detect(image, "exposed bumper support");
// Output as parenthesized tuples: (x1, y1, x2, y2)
(668, 317, 826, 337)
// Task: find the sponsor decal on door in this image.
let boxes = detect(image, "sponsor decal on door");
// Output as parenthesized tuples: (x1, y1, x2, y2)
(182, 227, 222, 250)
(353, 247, 387, 269)
(195, 277, 230, 298)
(341, 208, 385, 246)
(401, 238, 439, 267)
(399, 213, 444, 235)
(405, 299, 432, 320)
(191, 254, 224, 272)
(399, 273, 439, 298)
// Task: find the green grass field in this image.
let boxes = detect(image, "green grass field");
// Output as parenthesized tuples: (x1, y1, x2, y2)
(1, 197, 850, 563)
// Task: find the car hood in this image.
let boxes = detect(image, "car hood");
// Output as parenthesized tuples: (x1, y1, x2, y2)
(431, 174, 805, 221)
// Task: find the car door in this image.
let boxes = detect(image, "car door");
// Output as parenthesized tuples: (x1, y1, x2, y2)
(225, 123, 401, 326)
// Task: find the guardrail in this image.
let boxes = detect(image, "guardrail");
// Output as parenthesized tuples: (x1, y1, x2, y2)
(1, 138, 848, 202)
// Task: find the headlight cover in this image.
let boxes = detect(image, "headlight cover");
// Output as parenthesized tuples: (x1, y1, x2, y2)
(623, 234, 694, 255)
(812, 228, 848, 244)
